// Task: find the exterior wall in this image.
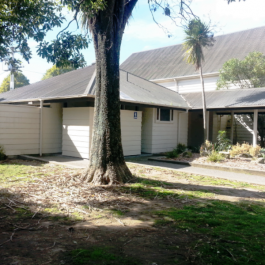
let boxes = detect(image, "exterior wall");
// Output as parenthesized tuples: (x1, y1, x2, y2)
(141, 108, 188, 153)
(62, 107, 142, 158)
(156, 76, 219, 93)
(42, 103, 62, 154)
(156, 75, 239, 93)
(212, 113, 230, 143)
(0, 104, 40, 156)
(62, 107, 93, 159)
(141, 108, 153, 153)
(121, 110, 142, 156)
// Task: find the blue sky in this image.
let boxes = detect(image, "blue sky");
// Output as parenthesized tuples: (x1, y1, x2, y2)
(1, 0, 265, 85)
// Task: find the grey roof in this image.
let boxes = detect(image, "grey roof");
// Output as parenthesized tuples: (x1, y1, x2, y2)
(0, 65, 189, 109)
(120, 26, 265, 80)
(181, 88, 265, 109)
(0, 65, 96, 102)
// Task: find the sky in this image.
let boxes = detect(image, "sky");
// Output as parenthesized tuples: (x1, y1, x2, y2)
(1, 0, 265, 85)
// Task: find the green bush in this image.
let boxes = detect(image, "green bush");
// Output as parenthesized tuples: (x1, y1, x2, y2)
(0, 145, 6, 160)
(166, 150, 179, 158)
(207, 151, 225, 162)
(166, 143, 189, 159)
(215, 131, 231, 152)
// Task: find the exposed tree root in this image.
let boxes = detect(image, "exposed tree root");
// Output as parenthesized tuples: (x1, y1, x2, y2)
(81, 163, 132, 185)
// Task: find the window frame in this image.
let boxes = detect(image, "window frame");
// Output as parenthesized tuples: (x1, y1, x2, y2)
(156, 108, 174, 123)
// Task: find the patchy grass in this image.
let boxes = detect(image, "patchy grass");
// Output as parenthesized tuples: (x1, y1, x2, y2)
(65, 247, 140, 265)
(1, 159, 265, 265)
(156, 201, 265, 264)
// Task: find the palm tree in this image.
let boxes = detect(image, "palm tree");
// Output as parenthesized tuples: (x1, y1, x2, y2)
(183, 19, 215, 140)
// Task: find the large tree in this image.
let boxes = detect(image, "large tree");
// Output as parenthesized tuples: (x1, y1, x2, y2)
(42, 65, 75, 80)
(60, 0, 198, 185)
(182, 18, 215, 140)
(217, 51, 265, 146)
(0, 72, 30, 93)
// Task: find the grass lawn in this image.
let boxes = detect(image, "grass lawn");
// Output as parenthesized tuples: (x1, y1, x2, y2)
(0, 159, 265, 264)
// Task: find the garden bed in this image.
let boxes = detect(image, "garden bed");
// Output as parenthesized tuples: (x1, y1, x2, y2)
(162, 153, 265, 171)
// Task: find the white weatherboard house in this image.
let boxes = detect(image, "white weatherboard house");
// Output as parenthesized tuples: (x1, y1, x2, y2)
(0, 26, 265, 159)
(0, 65, 189, 158)
(121, 26, 265, 148)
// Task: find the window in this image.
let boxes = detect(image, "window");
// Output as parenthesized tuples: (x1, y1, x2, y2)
(156, 108, 174, 122)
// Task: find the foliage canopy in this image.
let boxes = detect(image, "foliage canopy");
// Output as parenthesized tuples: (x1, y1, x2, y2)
(0, 72, 30, 93)
(42, 65, 75, 80)
(217, 51, 265, 89)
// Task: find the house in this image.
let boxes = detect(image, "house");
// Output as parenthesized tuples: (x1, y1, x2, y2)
(0, 26, 264, 159)
(121, 26, 265, 147)
(0, 65, 189, 158)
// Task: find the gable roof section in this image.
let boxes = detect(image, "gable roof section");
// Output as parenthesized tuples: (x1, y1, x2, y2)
(0, 65, 189, 109)
(120, 26, 265, 80)
(181, 88, 265, 110)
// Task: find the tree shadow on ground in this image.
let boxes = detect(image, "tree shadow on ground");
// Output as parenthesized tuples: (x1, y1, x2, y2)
(1, 158, 265, 265)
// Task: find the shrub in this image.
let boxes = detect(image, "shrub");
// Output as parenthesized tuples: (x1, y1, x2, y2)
(249, 145, 261, 158)
(215, 131, 231, 152)
(200, 140, 214, 156)
(230, 143, 251, 157)
(207, 151, 225, 162)
(0, 145, 6, 160)
(176, 143, 187, 154)
(166, 150, 179, 159)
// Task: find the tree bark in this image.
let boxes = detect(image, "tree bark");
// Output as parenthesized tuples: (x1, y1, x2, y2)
(199, 65, 207, 141)
(82, 0, 137, 185)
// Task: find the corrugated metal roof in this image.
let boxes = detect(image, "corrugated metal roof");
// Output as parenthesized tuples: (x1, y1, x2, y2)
(120, 26, 265, 80)
(181, 88, 265, 109)
(0, 65, 189, 109)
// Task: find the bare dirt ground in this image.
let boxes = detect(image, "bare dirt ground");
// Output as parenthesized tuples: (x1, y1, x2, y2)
(164, 153, 265, 171)
(1, 159, 265, 265)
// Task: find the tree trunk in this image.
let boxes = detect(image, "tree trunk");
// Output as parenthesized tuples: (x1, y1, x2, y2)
(81, 0, 137, 185)
(199, 65, 207, 141)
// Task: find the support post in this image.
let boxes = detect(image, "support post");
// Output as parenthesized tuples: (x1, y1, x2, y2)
(39, 99, 43, 156)
(206, 111, 210, 140)
(253, 109, 258, 147)
(177, 111, 180, 144)
(10, 48, 14, 90)
(230, 111, 234, 144)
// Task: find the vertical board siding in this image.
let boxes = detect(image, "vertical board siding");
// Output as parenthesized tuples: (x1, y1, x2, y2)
(42, 103, 63, 153)
(62, 107, 142, 158)
(62, 107, 92, 159)
(0, 104, 40, 155)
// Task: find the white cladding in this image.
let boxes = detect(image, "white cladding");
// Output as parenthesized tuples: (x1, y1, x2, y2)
(42, 103, 62, 154)
(62, 107, 93, 159)
(0, 104, 40, 155)
(62, 107, 142, 158)
(0, 103, 62, 156)
(156, 76, 219, 93)
(141, 108, 188, 153)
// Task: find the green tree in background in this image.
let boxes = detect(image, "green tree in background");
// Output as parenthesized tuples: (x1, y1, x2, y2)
(217, 52, 265, 90)
(0, 72, 30, 93)
(183, 18, 215, 141)
(42, 65, 75, 80)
